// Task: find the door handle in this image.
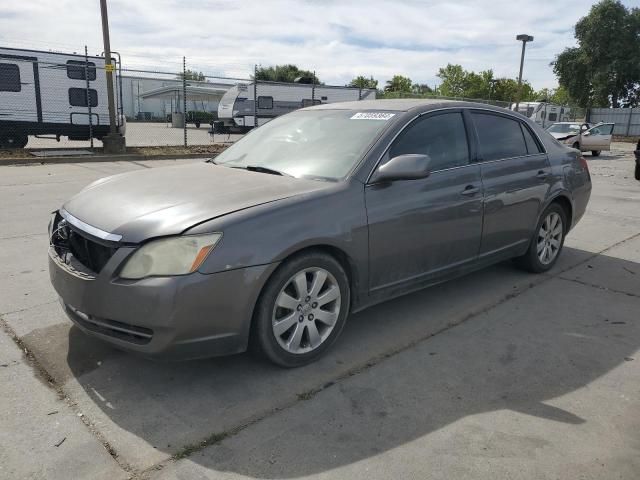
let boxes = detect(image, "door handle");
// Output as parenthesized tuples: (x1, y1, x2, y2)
(460, 185, 480, 196)
(536, 170, 550, 179)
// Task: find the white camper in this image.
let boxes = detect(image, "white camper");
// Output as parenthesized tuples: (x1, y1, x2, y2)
(510, 102, 571, 128)
(217, 82, 376, 131)
(0, 47, 124, 148)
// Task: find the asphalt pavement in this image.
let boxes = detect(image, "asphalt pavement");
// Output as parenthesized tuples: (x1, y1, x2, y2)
(0, 145, 638, 479)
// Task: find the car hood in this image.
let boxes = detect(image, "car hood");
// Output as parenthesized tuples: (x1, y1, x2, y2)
(548, 131, 578, 140)
(62, 162, 330, 243)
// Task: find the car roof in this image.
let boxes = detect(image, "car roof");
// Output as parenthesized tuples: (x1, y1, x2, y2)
(303, 98, 514, 115)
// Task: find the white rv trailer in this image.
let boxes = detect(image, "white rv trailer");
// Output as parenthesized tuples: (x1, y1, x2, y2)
(0, 47, 124, 148)
(217, 82, 376, 132)
(510, 102, 571, 128)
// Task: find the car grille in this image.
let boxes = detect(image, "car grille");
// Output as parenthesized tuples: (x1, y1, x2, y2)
(51, 212, 117, 274)
(66, 304, 153, 345)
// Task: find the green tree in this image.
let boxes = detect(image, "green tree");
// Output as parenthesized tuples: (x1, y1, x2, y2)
(411, 83, 433, 95)
(491, 78, 535, 103)
(349, 75, 378, 89)
(553, 0, 640, 107)
(384, 75, 413, 93)
(179, 69, 205, 81)
(254, 64, 320, 84)
(436, 64, 467, 97)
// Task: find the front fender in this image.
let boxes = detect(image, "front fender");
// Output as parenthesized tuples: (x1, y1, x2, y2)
(186, 181, 370, 297)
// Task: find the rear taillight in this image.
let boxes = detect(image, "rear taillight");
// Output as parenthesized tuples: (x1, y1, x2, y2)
(579, 155, 590, 177)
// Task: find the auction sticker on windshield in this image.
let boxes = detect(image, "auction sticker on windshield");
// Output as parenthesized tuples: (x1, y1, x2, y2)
(350, 112, 396, 120)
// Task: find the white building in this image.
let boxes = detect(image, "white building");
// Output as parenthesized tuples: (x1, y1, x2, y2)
(120, 75, 233, 120)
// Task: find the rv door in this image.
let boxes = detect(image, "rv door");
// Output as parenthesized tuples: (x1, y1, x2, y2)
(0, 58, 39, 123)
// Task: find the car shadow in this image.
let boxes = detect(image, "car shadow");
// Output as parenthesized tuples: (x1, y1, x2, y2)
(63, 247, 640, 476)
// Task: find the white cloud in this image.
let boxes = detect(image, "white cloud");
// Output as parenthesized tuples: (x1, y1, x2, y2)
(1, 0, 637, 89)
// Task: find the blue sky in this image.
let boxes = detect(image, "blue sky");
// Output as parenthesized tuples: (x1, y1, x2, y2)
(1, 0, 639, 89)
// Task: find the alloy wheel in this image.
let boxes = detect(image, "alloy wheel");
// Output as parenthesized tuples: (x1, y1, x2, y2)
(272, 267, 341, 354)
(537, 212, 563, 265)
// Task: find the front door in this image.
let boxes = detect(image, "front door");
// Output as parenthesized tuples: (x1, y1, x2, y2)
(365, 110, 483, 292)
(581, 123, 614, 151)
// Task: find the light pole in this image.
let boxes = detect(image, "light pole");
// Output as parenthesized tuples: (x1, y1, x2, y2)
(99, 0, 126, 153)
(514, 34, 534, 112)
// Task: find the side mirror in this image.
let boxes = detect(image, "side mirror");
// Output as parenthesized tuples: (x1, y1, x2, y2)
(371, 154, 432, 183)
(582, 131, 591, 136)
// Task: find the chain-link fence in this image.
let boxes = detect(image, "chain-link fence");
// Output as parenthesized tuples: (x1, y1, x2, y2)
(3, 46, 617, 153)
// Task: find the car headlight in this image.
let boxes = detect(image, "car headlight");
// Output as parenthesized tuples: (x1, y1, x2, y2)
(119, 233, 222, 280)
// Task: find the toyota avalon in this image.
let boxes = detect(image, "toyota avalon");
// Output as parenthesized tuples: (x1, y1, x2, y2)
(49, 100, 591, 367)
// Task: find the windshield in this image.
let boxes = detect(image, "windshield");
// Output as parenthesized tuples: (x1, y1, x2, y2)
(547, 123, 580, 134)
(213, 110, 393, 180)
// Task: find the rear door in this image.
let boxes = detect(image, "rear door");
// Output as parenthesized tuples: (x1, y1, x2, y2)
(471, 111, 552, 259)
(0, 54, 39, 123)
(365, 110, 483, 291)
(582, 123, 614, 151)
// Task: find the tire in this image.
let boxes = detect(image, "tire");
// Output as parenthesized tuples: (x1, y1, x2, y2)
(572, 142, 580, 151)
(635, 162, 640, 181)
(195, 121, 201, 128)
(514, 203, 567, 273)
(252, 251, 350, 368)
(0, 133, 28, 149)
(591, 150, 601, 157)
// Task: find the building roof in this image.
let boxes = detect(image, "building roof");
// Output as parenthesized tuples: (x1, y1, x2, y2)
(139, 84, 230, 101)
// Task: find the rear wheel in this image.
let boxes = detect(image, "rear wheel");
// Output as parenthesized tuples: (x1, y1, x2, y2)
(252, 251, 350, 367)
(0, 132, 28, 149)
(591, 150, 601, 157)
(514, 203, 567, 273)
(635, 162, 640, 181)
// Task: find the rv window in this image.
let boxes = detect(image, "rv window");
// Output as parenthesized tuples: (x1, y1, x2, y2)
(548, 113, 558, 122)
(0, 63, 21, 92)
(257, 96, 273, 109)
(321, 96, 327, 101)
(66, 60, 97, 81)
(69, 88, 98, 107)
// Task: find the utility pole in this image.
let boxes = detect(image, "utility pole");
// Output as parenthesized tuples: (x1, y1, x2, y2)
(514, 34, 534, 113)
(99, 0, 126, 153)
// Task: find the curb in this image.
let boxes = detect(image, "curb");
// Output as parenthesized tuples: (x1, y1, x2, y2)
(0, 152, 217, 166)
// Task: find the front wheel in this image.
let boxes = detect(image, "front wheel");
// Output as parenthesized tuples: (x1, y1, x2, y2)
(252, 251, 350, 367)
(591, 150, 601, 157)
(514, 203, 567, 273)
(635, 162, 640, 181)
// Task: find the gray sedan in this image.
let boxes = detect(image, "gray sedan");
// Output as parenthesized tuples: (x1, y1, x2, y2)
(48, 100, 592, 367)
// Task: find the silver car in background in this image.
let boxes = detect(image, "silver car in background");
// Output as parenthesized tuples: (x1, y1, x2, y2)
(49, 100, 592, 367)
(546, 121, 614, 156)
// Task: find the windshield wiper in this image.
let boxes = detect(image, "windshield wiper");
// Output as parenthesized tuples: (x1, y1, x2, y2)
(233, 165, 293, 177)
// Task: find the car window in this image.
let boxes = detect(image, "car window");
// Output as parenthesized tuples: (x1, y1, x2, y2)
(589, 127, 601, 135)
(593, 124, 614, 135)
(472, 112, 528, 161)
(521, 124, 543, 154)
(388, 112, 469, 171)
(214, 109, 392, 181)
